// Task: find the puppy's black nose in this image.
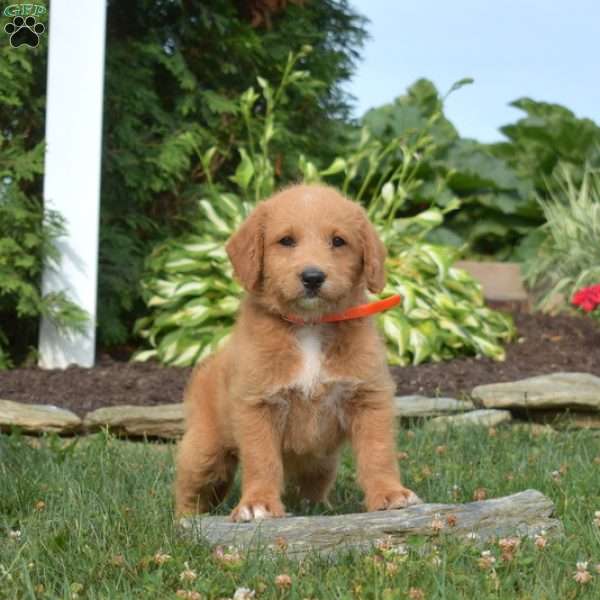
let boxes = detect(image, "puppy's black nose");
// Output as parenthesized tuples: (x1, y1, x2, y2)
(300, 267, 326, 290)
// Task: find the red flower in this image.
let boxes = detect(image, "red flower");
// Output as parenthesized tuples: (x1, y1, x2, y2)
(572, 284, 600, 313)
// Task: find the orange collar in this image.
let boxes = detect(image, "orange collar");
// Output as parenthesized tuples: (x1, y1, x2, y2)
(282, 294, 402, 325)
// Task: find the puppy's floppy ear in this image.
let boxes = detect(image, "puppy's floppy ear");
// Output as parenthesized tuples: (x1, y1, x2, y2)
(226, 204, 265, 292)
(361, 216, 387, 294)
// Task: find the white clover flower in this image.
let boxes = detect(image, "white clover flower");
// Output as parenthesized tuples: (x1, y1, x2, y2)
(233, 588, 256, 600)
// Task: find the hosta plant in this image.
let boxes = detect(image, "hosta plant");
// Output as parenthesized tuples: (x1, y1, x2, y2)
(524, 166, 600, 317)
(133, 51, 302, 365)
(134, 58, 515, 366)
(301, 125, 515, 364)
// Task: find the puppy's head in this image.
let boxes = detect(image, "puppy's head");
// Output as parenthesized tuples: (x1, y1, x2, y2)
(226, 185, 386, 316)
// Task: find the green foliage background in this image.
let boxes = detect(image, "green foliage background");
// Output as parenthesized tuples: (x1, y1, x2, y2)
(0, 0, 367, 365)
(0, 34, 86, 368)
(99, 0, 367, 346)
(135, 60, 515, 367)
(2, 1, 600, 367)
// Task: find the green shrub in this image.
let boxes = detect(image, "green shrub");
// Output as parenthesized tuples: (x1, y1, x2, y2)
(358, 79, 539, 260)
(0, 196, 89, 369)
(301, 117, 515, 364)
(97, 0, 367, 346)
(490, 99, 600, 261)
(134, 60, 515, 367)
(492, 98, 600, 195)
(133, 50, 306, 365)
(0, 41, 86, 369)
(523, 166, 600, 314)
(360, 86, 600, 263)
(1, 2, 368, 350)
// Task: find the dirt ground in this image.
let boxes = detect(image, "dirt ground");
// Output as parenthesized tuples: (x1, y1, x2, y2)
(1, 308, 599, 417)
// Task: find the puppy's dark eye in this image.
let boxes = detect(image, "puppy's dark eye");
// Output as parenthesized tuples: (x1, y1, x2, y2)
(332, 236, 346, 247)
(279, 236, 296, 247)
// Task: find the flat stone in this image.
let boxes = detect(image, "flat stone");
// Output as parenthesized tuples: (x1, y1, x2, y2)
(84, 404, 184, 438)
(426, 409, 512, 431)
(472, 372, 600, 411)
(394, 395, 474, 418)
(0, 399, 81, 433)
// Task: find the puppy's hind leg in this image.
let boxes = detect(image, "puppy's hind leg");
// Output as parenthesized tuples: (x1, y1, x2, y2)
(175, 420, 237, 517)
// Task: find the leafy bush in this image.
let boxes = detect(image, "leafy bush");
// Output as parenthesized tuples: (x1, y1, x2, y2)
(133, 50, 305, 365)
(359, 85, 600, 263)
(490, 99, 600, 261)
(0, 196, 88, 369)
(523, 166, 600, 315)
(357, 79, 540, 260)
(135, 58, 515, 367)
(98, 0, 367, 346)
(301, 114, 515, 364)
(0, 39, 86, 368)
(1, 2, 367, 351)
(492, 98, 600, 194)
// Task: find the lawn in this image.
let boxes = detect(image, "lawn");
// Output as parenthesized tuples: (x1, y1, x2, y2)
(1, 425, 599, 599)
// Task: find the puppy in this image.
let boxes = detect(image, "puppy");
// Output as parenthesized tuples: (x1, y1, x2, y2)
(175, 184, 422, 520)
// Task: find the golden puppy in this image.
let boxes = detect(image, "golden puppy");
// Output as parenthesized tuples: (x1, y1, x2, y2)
(175, 184, 422, 520)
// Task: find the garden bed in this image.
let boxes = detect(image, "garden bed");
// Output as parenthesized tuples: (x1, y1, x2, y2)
(0, 308, 599, 416)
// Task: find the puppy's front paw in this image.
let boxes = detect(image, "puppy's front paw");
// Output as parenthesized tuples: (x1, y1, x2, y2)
(230, 497, 285, 522)
(366, 486, 423, 511)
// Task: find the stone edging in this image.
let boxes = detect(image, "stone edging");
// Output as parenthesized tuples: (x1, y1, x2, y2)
(1, 372, 599, 438)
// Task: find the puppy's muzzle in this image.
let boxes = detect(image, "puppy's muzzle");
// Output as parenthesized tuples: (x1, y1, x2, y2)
(300, 267, 326, 297)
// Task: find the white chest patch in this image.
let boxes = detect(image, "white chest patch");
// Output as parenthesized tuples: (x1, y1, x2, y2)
(294, 326, 323, 396)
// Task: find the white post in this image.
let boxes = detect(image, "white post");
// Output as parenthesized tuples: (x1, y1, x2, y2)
(38, 1, 107, 368)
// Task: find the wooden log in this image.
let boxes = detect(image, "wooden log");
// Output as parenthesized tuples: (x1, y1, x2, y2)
(179, 489, 562, 558)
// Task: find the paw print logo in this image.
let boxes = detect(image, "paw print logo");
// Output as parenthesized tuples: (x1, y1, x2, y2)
(4, 16, 45, 48)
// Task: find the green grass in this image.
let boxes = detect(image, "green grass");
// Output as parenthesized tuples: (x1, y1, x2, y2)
(1, 424, 599, 599)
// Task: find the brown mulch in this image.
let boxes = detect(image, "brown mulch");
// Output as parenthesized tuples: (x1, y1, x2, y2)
(0, 309, 599, 417)
(391, 309, 600, 399)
